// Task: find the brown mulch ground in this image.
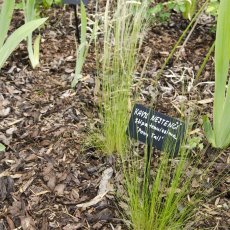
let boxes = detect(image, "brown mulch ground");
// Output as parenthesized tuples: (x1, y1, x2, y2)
(0, 2, 229, 230)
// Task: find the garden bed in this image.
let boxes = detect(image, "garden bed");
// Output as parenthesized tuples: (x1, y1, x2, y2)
(0, 1, 229, 229)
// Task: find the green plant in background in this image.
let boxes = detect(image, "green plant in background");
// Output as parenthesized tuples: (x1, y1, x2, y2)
(15, 0, 63, 10)
(22, 0, 43, 69)
(0, 0, 47, 70)
(149, 0, 197, 22)
(206, 0, 219, 16)
(170, 0, 197, 20)
(37, 0, 62, 8)
(97, 0, 150, 155)
(204, 0, 230, 149)
(21, 0, 62, 69)
(157, 0, 209, 79)
(148, 3, 171, 22)
(71, 2, 98, 88)
(71, 2, 87, 88)
(182, 0, 197, 20)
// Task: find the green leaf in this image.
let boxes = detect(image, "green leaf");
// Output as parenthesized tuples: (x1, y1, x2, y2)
(42, 0, 53, 8)
(71, 2, 87, 88)
(183, 0, 197, 20)
(203, 116, 215, 147)
(206, 1, 219, 16)
(33, 34, 41, 66)
(0, 0, 15, 48)
(204, 0, 230, 149)
(80, 1, 87, 46)
(15, 2, 24, 10)
(0, 143, 6, 152)
(148, 4, 163, 15)
(213, 0, 230, 147)
(0, 17, 48, 70)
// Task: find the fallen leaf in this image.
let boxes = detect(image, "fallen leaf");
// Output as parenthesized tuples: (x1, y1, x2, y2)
(98, 167, 113, 195)
(0, 107, 10, 117)
(0, 176, 14, 201)
(76, 192, 108, 208)
(191, 178, 200, 188)
(54, 183, 66, 196)
(47, 174, 56, 191)
(20, 177, 34, 193)
(20, 216, 36, 230)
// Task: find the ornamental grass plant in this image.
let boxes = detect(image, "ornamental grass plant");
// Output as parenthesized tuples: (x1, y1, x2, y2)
(122, 145, 192, 230)
(119, 1, 230, 224)
(96, 0, 150, 155)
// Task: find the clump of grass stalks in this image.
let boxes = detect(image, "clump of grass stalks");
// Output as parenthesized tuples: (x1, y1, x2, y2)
(121, 140, 228, 230)
(97, 0, 150, 155)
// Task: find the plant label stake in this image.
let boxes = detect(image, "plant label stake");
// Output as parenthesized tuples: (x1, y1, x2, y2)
(127, 104, 186, 157)
(63, 0, 89, 43)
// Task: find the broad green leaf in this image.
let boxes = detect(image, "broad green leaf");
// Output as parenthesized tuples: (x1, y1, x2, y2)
(0, 0, 15, 48)
(72, 42, 87, 88)
(0, 18, 47, 70)
(0, 143, 6, 152)
(213, 0, 230, 147)
(24, 0, 36, 22)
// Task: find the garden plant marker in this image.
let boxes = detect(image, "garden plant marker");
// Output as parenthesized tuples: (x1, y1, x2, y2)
(63, 0, 89, 43)
(203, 0, 230, 149)
(127, 104, 186, 156)
(64, 0, 92, 88)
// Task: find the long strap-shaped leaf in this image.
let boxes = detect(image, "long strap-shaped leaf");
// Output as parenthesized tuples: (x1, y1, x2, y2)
(213, 0, 230, 147)
(71, 2, 87, 88)
(0, 0, 15, 48)
(0, 18, 47, 70)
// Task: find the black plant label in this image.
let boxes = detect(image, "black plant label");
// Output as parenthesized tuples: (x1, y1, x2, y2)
(127, 104, 186, 156)
(63, 0, 89, 5)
